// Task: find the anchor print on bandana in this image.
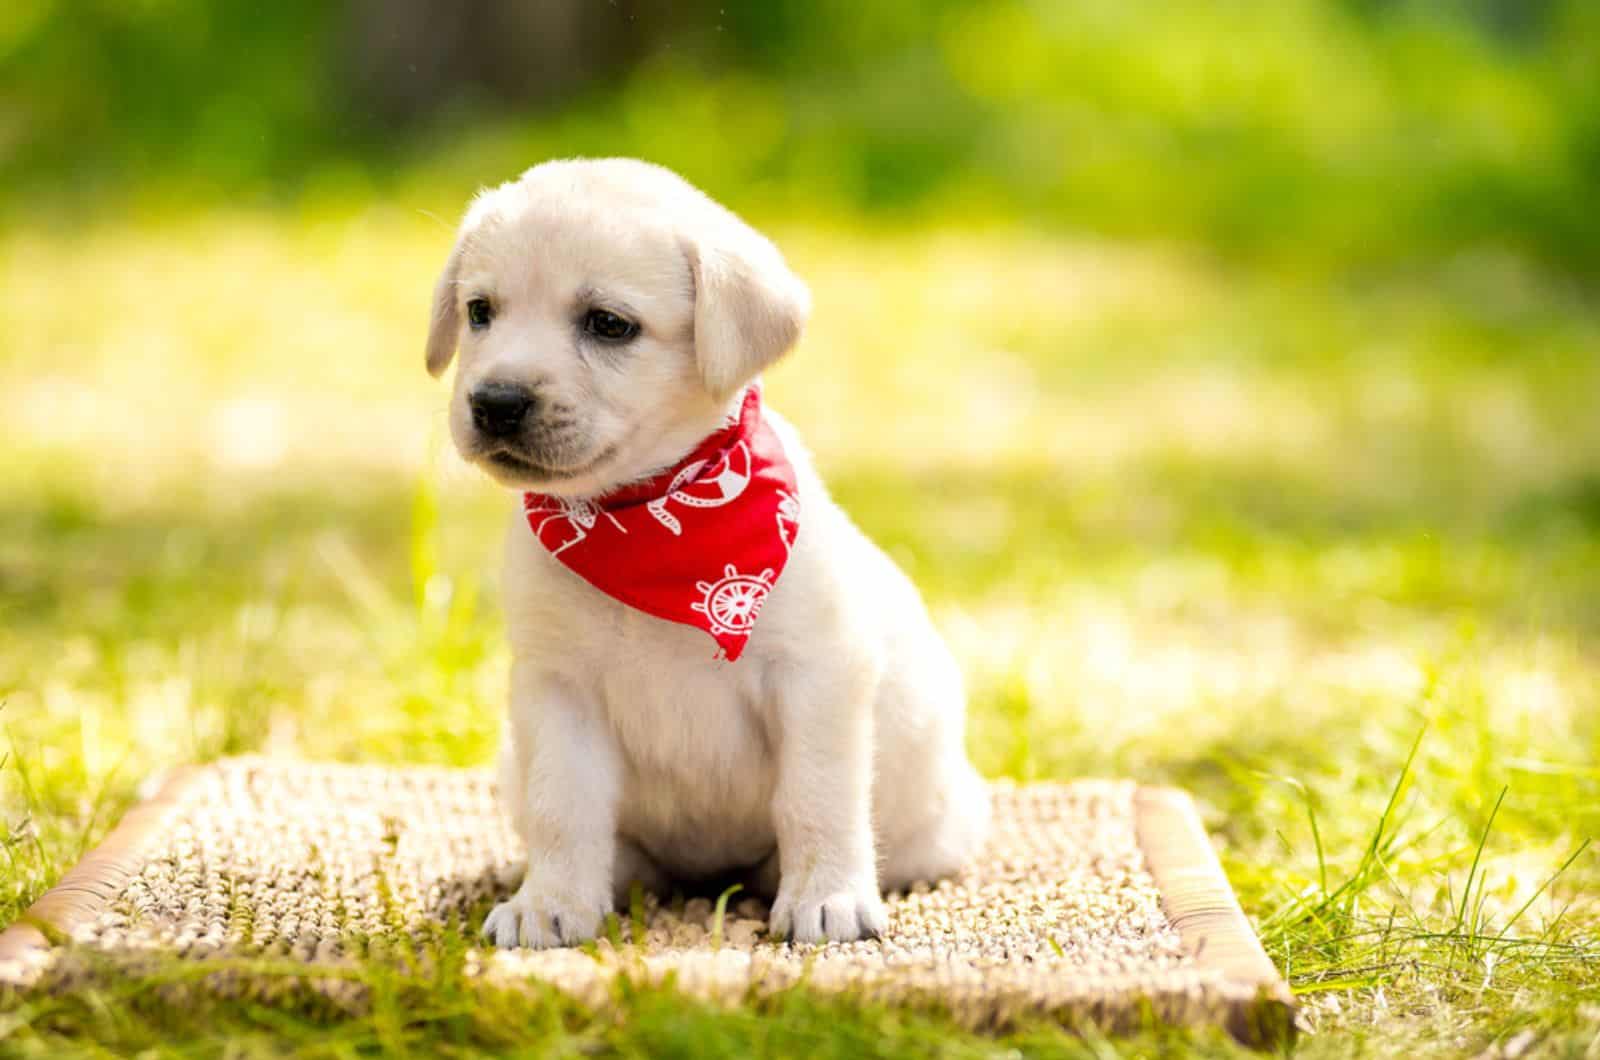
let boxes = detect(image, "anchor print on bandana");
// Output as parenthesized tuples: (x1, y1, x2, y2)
(523, 495, 628, 555)
(518, 384, 798, 661)
(774, 488, 800, 552)
(645, 440, 753, 536)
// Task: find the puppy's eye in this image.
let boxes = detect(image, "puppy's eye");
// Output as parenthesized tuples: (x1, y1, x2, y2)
(583, 308, 638, 342)
(466, 298, 493, 330)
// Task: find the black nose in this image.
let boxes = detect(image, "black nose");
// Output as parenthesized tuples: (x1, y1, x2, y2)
(469, 383, 534, 439)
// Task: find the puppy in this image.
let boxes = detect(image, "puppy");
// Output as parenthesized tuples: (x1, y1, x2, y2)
(425, 158, 989, 947)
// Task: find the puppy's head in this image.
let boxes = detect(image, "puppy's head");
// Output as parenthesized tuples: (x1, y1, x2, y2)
(425, 158, 809, 497)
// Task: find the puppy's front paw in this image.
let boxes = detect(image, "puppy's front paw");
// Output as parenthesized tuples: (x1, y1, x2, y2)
(769, 883, 887, 944)
(482, 886, 607, 950)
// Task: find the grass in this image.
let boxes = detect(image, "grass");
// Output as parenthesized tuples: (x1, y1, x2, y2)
(1, 199, 1598, 1057)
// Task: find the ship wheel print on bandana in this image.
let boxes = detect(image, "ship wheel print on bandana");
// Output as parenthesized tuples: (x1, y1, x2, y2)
(518, 385, 797, 660)
(692, 565, 775, 640)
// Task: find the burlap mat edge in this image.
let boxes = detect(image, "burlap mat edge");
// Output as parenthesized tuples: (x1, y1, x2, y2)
(1133, 786, 1296, 1043)
(0, 758, 1296, 1045)
(0, 763, 206, 971)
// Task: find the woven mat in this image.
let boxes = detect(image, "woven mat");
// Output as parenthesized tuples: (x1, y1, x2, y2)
(0, 758, 1293, 1045)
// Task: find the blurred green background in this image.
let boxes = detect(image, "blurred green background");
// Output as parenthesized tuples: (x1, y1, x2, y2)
(5, 0, 1600, 271)
(2, 3, 1598, 1056)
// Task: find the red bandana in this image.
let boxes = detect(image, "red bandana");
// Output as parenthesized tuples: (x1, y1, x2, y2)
(521, 386, 799, 661)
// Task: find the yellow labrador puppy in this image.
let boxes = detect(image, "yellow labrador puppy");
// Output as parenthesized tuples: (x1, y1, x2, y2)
(425, 158, 988, 948)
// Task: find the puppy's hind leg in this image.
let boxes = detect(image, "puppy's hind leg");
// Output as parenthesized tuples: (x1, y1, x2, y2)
(612, 836, 670, 907)
(872, 635, 991, 893)
(878, 762, 990, 893)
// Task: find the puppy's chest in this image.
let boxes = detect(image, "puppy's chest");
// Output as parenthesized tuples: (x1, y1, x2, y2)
(518, 547, 774, 768)
(511, 542, 780, 866)
(593, 611, 773, 776)
(591, 617, 779, 872)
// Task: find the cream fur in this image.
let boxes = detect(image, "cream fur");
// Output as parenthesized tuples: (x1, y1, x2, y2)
(426, 158, 989, 948)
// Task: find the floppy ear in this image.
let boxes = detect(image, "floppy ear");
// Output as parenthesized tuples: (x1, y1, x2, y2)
(424, 243, 463, 378)
(683, 226, 810, 398)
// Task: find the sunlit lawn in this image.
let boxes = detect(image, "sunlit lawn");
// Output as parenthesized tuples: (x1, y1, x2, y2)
(1, 200, 1597, 1057)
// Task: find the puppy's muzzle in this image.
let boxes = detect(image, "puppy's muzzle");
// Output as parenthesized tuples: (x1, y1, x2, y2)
(469, 382, 537, 440)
